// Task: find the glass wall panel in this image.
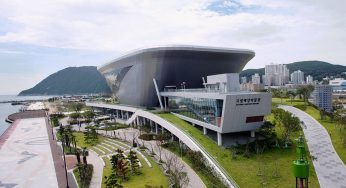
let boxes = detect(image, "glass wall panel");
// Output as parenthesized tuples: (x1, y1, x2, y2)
(168, 96, 223, 126)
(103, 66, 132, 96)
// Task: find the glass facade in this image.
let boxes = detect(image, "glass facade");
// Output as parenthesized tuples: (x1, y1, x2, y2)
(167, 96, 223, 126)
(103, 66, 132, 96)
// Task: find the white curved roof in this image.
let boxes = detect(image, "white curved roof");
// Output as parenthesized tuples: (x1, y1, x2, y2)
(99, 44, 255, 71)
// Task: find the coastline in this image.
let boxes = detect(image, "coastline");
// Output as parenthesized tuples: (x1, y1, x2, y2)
(0, 120, 19, 149)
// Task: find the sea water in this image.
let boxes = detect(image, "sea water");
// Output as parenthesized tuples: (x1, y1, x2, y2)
(0, 95, 54, 136)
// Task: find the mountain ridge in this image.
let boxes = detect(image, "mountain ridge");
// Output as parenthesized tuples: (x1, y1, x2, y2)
(19, 66, 111, 96)
(240, 60, 346, 81)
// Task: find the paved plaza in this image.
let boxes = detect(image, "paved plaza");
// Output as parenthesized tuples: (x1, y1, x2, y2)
(0, 118, 58, 188)
(280, 105, 346, 188)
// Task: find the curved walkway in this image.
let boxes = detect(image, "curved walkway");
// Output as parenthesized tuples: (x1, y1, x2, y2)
(279, 105, 346, 188)
(99, 128, 205, 188)
(87, 149, 103, 188)
(87, 102, 237, 187)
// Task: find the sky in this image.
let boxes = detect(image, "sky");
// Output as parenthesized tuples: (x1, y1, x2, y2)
(0, 0, 345, 95)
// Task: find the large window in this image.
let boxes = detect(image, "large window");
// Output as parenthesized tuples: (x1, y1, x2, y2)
(103, 66, 132, 95)
(246, 116, 264, 123)
(168, 96, 223, 126)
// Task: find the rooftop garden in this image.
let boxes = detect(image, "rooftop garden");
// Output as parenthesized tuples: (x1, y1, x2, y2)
(157, 113, 320, 188)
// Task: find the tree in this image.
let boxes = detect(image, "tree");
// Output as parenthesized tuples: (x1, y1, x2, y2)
(297, 85, 314, 105)
(116, 158, 129, 181)
(165, 153, 189, 188)
(76, 151, 81, 164)
(82, 147, 88, 164)
(104, 173, 122, 188)
(130, 131, 139, 147)
(70, 102, 84, 113)
(84, 128, 92, 144)
(110, 150, 123, 171)
(69, 112, 80, 124)
(155, 138, 164, 163)
(273, 108, 301, 146)
(127, 150, 140, 175)
(287, 90, 296, 104)
(259, 121, 276, 138)
(84, 110, 95, 123)
(90, 127, 98, 142)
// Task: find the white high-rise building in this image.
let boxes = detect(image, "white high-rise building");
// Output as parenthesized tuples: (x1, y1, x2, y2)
(264, 64, 289, 86)
(291, 70, 305, 84)
(306, 75, 313, 84)
(251, 73, 261, 84)
(241, 76, 247, 84)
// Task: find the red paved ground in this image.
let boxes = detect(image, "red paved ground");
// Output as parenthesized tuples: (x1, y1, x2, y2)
(0, 120, 20, 149)
(66, 155, 78, 170)
(45, 118, 68, 188)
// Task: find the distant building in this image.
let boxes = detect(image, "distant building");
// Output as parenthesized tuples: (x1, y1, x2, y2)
(264, 64, 289, 86)
(329, 78, 346, 92)
(306, 75, 313, 84)
(251, 73, 261, 84)
(241, 76, 247, 84)
(240, 83, 264, 92)
(291, 70, 305, 84)
(312, 85, 333, 112)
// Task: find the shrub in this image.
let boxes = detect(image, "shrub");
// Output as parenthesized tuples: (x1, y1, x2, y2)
(74, 164, 93, 188)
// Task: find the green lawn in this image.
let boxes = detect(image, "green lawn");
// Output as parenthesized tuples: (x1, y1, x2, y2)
(73, 132, 169, 188)
(101, 149, 169, 188)
(158, 113, 320, 188)
(273, 97, 346, 164)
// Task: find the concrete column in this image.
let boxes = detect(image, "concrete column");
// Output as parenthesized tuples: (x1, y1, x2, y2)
(162, 126, 165, 134)
(136, 116, 140, 126)
(203, 127, 207, 135)
(149, 120, 152, 132)
(116, 110, 119, 118)
(126, 111, 129, 119)
(251, 130, 255, 138)
(217, 132, 222, 146)
(164, 97, 167, 109)
(155, 123, 158, 134)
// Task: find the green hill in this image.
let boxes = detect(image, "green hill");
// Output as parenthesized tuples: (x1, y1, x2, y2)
(19, 66, 111, 96)
(240, 61, 346, 81)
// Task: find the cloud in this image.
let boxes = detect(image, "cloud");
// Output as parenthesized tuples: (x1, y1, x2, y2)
(0, 0, 345, 69)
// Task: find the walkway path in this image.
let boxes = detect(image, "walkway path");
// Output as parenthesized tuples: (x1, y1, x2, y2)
(0, 118, 58, 188)
(100, 128, 206, 188)
(70, 123, 205, 188)
(88, 149, 104, 188)
(280, 105, 346, 188)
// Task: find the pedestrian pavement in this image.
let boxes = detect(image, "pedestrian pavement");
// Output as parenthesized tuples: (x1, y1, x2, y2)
(88, 149, 103, 188)
(0, 118, 58, 188)
(280, 105, 346, 188)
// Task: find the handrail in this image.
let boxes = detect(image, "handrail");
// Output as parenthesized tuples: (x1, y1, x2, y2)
(162, 113, 240, 188)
